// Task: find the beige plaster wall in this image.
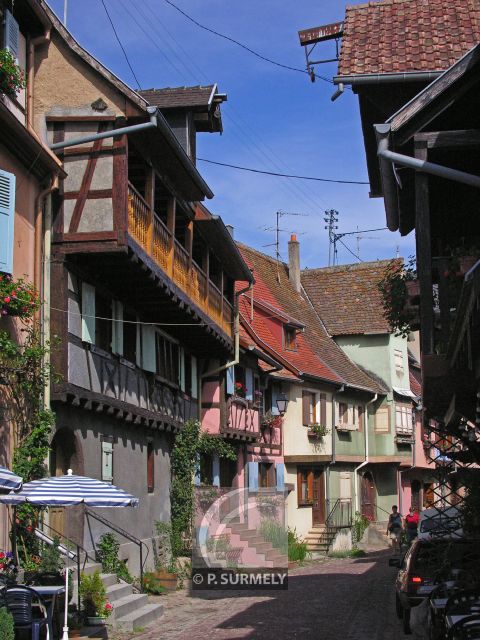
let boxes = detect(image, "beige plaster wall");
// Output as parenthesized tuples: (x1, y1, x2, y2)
(282, 383, 332, 457)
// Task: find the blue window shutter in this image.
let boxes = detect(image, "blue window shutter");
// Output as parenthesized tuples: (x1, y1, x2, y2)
(276, 463, 285, 492)
(191, 356, 198, 399)
(226, 366, 235, 395)
(0, 170, 15, 275)
(271, 387, 279, 416)
(245, 368, 254, 401)
(5, 10, 20, 61)
(248, 461, 258, 492)
(141, 325, 156, 373)
(112, 300, 123, 356)
(81, 283, 95, 344)
(212, 454, 220, 487)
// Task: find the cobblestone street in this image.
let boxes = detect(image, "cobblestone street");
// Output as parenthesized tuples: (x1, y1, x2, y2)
(102, 550, 403, 640)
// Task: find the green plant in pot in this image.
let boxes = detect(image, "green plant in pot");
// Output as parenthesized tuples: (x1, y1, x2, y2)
(307, 424, 329, 438)
(0, 607, 14, 640)
(79, 571, 113, 625)
(0, 49, 26, 98)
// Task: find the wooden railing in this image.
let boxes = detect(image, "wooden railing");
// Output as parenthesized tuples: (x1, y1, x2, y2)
(128, 182, 233, 337)
(224, 396, 260, 438)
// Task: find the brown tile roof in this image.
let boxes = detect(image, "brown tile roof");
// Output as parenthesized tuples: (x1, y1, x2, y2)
(139, 85, 217, 109)
(237, 243, 386, 394)
(301, 260, 398, 336)
(338, 0, 480, 77)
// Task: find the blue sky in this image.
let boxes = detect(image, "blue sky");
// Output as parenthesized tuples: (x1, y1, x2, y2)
(47, 0, 416, 267)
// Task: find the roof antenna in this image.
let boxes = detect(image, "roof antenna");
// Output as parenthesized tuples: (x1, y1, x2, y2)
(64, 0, 68, 27)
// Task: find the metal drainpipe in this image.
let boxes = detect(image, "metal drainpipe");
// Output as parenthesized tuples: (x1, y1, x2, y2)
(34, 178, 58, 300)
(354, 393, 378, 513)
(49, 107, 159, 151)
(327, 384, 345, 515)
(27, 30, 51, 132)
(42, 190, 53, 410)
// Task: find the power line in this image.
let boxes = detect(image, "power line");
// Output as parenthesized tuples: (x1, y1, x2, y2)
(197, 158, 370, 185)
(99, 0, 142, 89)
(161, 0, 334, 84)
(336, 237, 364, 263)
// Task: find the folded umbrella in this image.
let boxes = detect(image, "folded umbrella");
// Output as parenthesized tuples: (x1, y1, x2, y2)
(0, 466, 22, 491)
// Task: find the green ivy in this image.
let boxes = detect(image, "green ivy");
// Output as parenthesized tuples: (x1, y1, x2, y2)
(96, 533, 133, 583)
(170, 420, 236, 558)
(378, 257, 417, 338)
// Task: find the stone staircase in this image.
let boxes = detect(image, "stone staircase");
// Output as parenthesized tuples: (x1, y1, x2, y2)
(75, 561, 164, 632)
(305, 526, 340, 554)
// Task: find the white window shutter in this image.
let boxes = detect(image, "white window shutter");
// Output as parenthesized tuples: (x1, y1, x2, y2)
(226, 366, 235, 395)
(81, 282, 96, 344)
(5, 10, 20, 61)
(340, 472, 351, 500)
(191, 356, 198, 399)
(0, 169, 15, 275)
(179, 347, 186, 392)
(112, 300, 123, 356)
(101, 441, 113, 483)
(141, 325, 156, 373)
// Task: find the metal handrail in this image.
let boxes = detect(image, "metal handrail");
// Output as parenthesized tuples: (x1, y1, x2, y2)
(85, 508, 149, 591)
(326, 498, 352, 529)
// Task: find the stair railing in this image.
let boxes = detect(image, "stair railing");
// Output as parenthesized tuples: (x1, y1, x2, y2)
(326, 499, 352, 529)
(85, 508, 149, 592)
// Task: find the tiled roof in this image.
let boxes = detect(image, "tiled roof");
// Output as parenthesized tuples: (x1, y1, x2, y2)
(338, 0, 480, 76)
(237, 243, 386, 394)
(139, 85, 217, 109)
(409, 369, 422, 397)
(301, 260, 397, 336)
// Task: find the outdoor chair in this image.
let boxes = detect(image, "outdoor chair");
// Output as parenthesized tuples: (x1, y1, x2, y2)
(446, 590, 480, 617)
(5, 585, 50, 640)
(447, 614, 480, 640)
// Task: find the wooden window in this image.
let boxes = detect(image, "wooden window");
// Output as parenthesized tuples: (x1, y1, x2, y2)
(358, 405, 364, 432)
(155, 332, 179, 385)
(284, 326, 297, 351)
(147, 441, 154, 493)
(184, 353, 192, 396)
(81, 282, 96, 344)
(297, 468, 314, 506)
(101, 440, 113, 483)
(200, 453, 213, 485)
(123, 308, 137, 363)
(264, 386, 272, 414)
(320, 393, 327, 425)
(396, 403, 413, 434)
(338, 402, 348, 425)
(302, 391, 317, 426)
(340, 472, 351, 501)
(394, 349, 404, 374)
(95, 291, 112, 352)
(259, 462, 275, 488)
(375, 406, 390, 433)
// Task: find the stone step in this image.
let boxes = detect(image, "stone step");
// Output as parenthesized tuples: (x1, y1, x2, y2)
(101, 573, 118, 587)
(106, 582, 133, 602)
(77, 562, 103, 576)
(116, 603, 164, 632)
(111, 593, 148, 621)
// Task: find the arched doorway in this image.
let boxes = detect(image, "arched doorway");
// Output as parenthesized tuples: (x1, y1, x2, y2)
(361, 471, 376, 521)
(49, 428, 84, 544)
(411, 479, 421, 511)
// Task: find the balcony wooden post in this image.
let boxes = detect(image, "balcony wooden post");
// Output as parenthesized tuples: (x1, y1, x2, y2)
(145, 167, 155, 254)
(186, 220, 193, 271)
(202, 248, 210, 307)
(414, 140, 434, 355)
(167, 197, 176, 278)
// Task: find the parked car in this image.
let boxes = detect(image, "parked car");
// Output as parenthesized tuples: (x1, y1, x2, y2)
(417, 507, 463, 541)
(389, 538, 480, 634)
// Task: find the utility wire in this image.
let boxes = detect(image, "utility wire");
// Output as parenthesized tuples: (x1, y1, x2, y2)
(336, 237, 364, 262)
(161, 0, 334, 84)
(197, 158, 370, 185)
(100, 0, 142, 89)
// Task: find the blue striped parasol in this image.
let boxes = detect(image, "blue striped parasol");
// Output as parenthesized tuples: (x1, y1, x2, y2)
(0, 466, 22, 491)
(0, 469, 138, 507)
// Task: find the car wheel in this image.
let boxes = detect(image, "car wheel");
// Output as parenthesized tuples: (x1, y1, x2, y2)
(395, 594, 403, 619)
(403, 607, 411, 635)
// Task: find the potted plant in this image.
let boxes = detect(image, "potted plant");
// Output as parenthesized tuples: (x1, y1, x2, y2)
(0, 275, 40, 319)
(0, 49, 26, 99)
(253, 389, 263, 408)
(153, 522, 178, 591)
(307, 424, 329, 438)
(234, 381, 247, 398)
(79, 571, 113, 625)
(261, 410, 282, 429)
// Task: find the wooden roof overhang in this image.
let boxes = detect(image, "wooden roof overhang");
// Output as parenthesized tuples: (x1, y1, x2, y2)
(0, 101, 66, 181)
(63, 241, 234, 358)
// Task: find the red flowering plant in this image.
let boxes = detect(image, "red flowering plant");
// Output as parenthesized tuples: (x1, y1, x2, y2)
(0, 49, 26, 98)
(234, 381, 247, 398)
(0, 275, 40, 319)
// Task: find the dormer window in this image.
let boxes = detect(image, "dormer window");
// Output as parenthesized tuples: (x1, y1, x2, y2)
(284, 326, 297, 351)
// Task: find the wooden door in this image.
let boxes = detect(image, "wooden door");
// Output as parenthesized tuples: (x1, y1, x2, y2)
(312, 470, 325, 526)
(411, 480, 421, 511)
(361, 472, 376, 521)
(423, 483, 434, 508)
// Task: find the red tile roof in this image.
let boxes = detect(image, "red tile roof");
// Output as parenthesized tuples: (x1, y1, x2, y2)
(237, 243, 386, 393)
(139, 85, 217, 109)
(338, 0, 480, 77)
(301, 260, 397, 336)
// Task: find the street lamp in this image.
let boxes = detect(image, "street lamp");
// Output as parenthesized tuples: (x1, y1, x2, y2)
(276, 393, 288, 415)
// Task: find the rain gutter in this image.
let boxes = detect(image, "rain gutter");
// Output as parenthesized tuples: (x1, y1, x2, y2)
(333, 71, 441, 86)
(354, 393, 378, 512)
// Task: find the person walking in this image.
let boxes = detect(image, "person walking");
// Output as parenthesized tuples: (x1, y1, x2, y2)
(404, 506, 419, 544)
(387, 505, 403, 553)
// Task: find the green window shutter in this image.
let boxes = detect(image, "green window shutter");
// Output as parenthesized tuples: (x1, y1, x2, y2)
(81, 282, 96, 344)
(141, 325, 156, 373)
(179, 347, 185, 392)
(112, 300, 124, 356)
(102, 441, 113, 483)
(0, 169, 15, 275)
(191, 355, 198, 399)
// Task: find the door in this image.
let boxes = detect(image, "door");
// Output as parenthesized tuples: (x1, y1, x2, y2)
(423, 483, 434, 508)
(312, 469, 325, 526)
(411, 480, 421, 511)
(361, 471, 376, 521)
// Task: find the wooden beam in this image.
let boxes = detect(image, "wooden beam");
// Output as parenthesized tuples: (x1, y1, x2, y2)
(415, 140, 435, 355)
(167, 197, 176, 278)
(414, 129, 480, 149)
(185, 220, 193, 271)
(145, 166, 155, 255)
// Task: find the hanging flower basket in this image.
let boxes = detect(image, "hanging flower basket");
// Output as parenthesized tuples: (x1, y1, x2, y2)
(234, 382, 247, 398)
(0, 275, 40, 319)
(0, 49, 26, 98)
(261, 411, 282, 429)
(307, 424, 329, 438)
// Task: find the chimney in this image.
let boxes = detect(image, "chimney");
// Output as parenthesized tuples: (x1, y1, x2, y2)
(288, 234, 301, 292)
(226, 224, 234, 238)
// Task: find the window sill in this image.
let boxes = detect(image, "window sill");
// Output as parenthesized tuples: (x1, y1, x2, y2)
(298, 502, 314, 508)
(120, 357, 137, 370)
(88, 343, 112, 359)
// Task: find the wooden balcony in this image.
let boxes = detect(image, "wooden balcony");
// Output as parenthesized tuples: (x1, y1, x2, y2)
(222, 397, 260, 441)
(128, 183, 233, 338)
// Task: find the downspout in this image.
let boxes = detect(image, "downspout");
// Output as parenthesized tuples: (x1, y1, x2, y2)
(27, 30, 51, 133)
(49, 107, 159, 151)
(354, 393, 378, 513)
(34, 178, 58, 297)
(327, 384, 344, 517)
(42, 191, 53, 410)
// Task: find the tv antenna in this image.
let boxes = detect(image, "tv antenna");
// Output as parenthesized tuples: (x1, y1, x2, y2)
(262, 211, 308, 281)
(324, 209, 339, 266)
(329, 224, 388, 265)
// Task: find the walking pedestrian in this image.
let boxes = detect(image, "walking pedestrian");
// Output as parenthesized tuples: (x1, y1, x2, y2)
(386, 505, 403, 553)
(404, 506, 419, 544)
